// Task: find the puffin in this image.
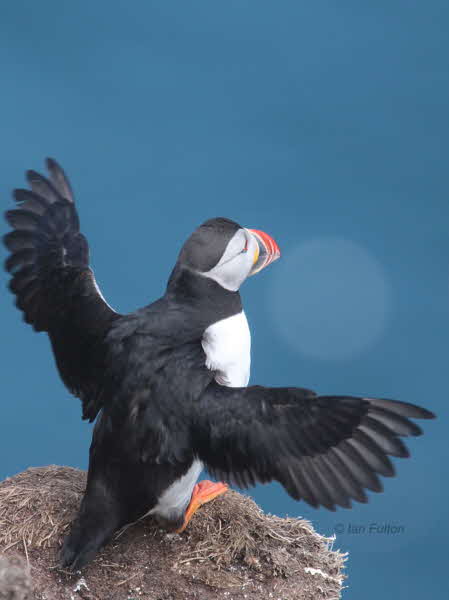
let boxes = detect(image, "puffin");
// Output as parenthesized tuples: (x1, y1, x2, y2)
(3, 159, 434, 570)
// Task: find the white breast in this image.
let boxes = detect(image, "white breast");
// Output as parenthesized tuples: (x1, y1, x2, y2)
(201, 310, 251, 387)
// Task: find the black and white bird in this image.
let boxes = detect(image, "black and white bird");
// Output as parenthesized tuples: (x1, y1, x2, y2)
(4, 159, 434, 570)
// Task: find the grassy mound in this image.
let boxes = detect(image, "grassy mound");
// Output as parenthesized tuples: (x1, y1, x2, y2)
(0, 466, 345, 599)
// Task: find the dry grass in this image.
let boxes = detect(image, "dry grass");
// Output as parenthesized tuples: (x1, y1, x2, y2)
(0, 466, 346, 599)
(175, 490, 342, 578)
(0, 466, 83, 551)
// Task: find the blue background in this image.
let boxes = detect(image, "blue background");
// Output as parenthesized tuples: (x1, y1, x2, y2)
(1, 2, 447, 597)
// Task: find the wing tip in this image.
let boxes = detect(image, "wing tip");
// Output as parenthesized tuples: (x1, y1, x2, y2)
(25, 169, 38, 183)
(45, 156, 58, 171)
(417, 407, 436, 420)
(365, 397, 436, 421)
(45, 157, 74, 203)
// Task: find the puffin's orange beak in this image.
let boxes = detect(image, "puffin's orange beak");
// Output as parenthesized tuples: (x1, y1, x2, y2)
(247, 228, 281, 276)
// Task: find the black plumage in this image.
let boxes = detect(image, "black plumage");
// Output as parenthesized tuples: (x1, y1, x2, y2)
(3, 159, 435, 570)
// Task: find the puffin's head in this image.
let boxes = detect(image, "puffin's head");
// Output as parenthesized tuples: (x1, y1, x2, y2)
(177, 217, 280, 291)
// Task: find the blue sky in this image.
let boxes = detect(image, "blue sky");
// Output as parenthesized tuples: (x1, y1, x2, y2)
(1, 2, 447, 597)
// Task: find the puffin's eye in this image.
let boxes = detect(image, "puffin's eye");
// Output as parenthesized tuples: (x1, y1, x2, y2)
(241, 241, 248, 253)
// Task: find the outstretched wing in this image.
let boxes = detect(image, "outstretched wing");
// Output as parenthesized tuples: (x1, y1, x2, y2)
(4, 158, 120, 421)
(190, 382, 435, 510)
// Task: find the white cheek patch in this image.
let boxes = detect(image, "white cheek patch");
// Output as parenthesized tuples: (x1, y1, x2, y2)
(215, 229, 247, 267)
(202, 229, 255, 291)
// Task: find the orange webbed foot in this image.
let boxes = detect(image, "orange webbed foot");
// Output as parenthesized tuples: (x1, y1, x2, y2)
(174, 480, 228, 533)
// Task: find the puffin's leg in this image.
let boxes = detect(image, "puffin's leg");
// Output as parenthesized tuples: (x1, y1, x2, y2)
(175, 480, 228, 533)
(61, 485, 121, 571)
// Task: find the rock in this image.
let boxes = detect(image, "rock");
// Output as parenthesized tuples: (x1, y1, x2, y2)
(0, 555, 33, 600)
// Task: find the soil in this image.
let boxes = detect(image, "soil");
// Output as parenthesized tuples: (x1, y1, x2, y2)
(0, 466, 345, 600)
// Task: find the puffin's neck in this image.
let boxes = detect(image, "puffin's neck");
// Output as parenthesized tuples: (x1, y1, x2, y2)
(165, 264, 243, 326)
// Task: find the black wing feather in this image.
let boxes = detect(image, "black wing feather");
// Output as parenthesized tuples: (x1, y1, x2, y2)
(191, 382, 434, 509)
(3, 158, 119, 420)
